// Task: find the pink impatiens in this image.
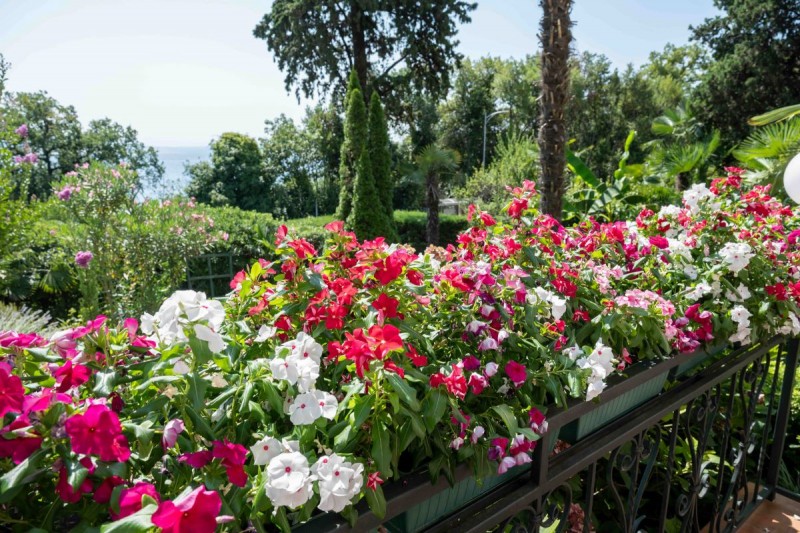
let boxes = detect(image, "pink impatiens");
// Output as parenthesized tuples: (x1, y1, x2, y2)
(65, 404, 131, 462)
(152, 485, 222, 533)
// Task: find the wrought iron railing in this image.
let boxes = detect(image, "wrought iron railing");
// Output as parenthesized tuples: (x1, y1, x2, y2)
(296, 336, 799, 533)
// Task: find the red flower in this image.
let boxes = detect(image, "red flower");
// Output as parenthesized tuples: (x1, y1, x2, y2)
(324, 220, 345, 233)
(65, 404, 131, 462)
(375, 253, 404, 285)
(275, 224, 288, 246)
(229, 270, 246, 290)
(648, 235, 669, 249)
(372, 293, 400, 320)
(429, 364, 467, 400)
(551, 277, 577, 298)
(766, 283, 788, 301)
(479, 212, 497, 226)
(505, 360, 527, 387)
(56, 465, 93, 503)
(367, 472, 384, 491)
(212, 439, 248, 487)
(113, 482, 161, 520)
(178, 450, 213, 469)
(0, 363, 23, 418)
(572, 309, 590, 322)
(406, 269, 424, 286)
(507, 197, 528, 218)
(528, 407, 548, 435)
(406, 345, 428, 367)
(152, 485, 222, 533)
(325, 303, 347, 330)
(94, 475, 125, 504)
(287, 238, 317, 259)
(54, 360, 91, 392)
(0, 432, 42, 464)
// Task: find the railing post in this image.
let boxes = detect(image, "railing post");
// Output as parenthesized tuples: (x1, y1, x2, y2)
(765, 337, 799, 498)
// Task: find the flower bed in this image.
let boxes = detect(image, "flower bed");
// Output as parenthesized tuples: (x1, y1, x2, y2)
(1, 169, 800, 532)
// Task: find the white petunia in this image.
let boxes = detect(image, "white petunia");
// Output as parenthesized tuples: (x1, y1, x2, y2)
(718, 242, 755, 274)
(730, 305, 752, 326)
(251, 436, 282, 466)
(265, 452, 313, 509)
(314, 454, 364, 513)
(683, 265, 699, 280)
(550, 296, 567, 321)
(563, 345, 585, 361)
(194, 324, 226, 353)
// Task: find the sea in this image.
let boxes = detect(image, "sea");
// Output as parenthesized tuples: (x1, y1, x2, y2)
(141, 146, 210, 199)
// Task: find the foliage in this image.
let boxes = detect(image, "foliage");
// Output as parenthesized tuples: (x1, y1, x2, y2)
(367, 92, 394, 221)
(253, 0, 476, 114)
(336, 78, 368, 222)
(406, 145, 461, 245)
(185, 133, 267, 212)
(303, 104, 344, 214)
(733, 117, 800, 198)
(393, 210, 468, 251)
(690, 0, 800, 148)
(347, 147, 395, 241)
(456, 133, 539, 214)
(0, 301, 58, 337)
(261, 116, 317, 219)
(2, 173, 800, 531)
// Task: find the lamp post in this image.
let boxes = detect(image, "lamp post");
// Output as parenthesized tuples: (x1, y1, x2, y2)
(482, 108, 511, 168)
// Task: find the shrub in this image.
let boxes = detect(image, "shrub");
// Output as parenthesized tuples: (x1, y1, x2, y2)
(0, 301, 58, 337)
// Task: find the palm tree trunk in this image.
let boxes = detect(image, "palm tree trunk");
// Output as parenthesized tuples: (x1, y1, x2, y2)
(675, 172, 689, 191)
(426, 173, 440, 245)
(537, 0, 572, 219)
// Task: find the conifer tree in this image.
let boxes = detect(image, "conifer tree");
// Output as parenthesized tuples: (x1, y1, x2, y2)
(348, 149, 394, 241)
(366, 92, 396, 238)
(335, 72, 367, 221)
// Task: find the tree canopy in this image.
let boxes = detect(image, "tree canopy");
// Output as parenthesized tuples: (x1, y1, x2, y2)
(253, 0, 476, 108)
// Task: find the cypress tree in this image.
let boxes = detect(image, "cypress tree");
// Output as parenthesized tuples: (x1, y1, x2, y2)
(367, 92, 397, 239)
(347, 149, 394, 241)
(335, 71, 366, 221)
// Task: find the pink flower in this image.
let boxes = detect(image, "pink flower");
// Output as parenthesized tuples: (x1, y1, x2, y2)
(75, 251, 94, 268)
(429, 364, 467, 400)
(163, 419, 185, 449)
(178, 450, 213, 469)
(56, 463, 93, 503)
(151, 485, 222, 533)
(504, 360, 527, 387)
(212, 439, 248, 487)
(529, 407, 548, 435)
(53, 360, 91, 392)
(468, 373, 488, 395)
(65, 404, 131, 462)
(0, 363, 24, 417)
(94, 475, 125, 504)
(15, 124, 28, 137)
(113, 482, 161, 520)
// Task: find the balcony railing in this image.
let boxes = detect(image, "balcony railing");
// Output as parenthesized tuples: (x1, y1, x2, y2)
(295, 336, 799, 533)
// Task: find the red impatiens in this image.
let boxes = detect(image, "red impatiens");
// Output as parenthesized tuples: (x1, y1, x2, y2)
(430, 363, 468, 400)
(151, 485, 222, 533)
(64, 403, 131, 462)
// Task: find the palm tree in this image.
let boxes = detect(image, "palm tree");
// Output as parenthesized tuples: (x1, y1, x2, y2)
(645, 104, 720, 190)
(733, 117, 800, 197)
(407, 145, 461, 245)
(537, 0, 573, 219)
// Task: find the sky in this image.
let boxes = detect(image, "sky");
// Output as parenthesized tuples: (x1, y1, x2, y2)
(0, 0, 721, 147)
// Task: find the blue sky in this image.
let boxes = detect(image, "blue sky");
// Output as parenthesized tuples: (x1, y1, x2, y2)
(0, 0, 720, 146)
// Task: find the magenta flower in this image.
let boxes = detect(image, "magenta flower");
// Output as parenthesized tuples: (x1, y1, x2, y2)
(504, 360, 527, 387)
(64, 404, 131, 462)
(162, 419, 185, 449)
(212, 439, 249, 487)
(113, 482, 161, 520)
(15, 124, 28, 137)
(75, 251, 93, 268)
(0, 363, 24, 418)
(57, 186, 73, 200)
(152, 485, 222, 533)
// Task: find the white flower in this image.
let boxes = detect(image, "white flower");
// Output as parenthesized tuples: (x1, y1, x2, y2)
(194, 324, 226, 353)
(484, 362, 499, 377)
(685, 282, 712, 300)
(718, 242, 755, 274)
(314, 454, 364, 513)
(667, 239, 692, 262)
(550, 296, 567, 321)
(450, 437, 464, 450)
(265, 452, 313, 509)
(478, 337, 499, 351)
(586, 375, 607, 401)
(294, 358, 321, 393)
(577, 341, 616, 401)
(284, 332, 323, 364)
(172, 359, 190, 375)
(255, 325, 277, 342)
(467, 320, 487, 334)
(289, 392, 324, 425)
(684, 265, 699, 280)
(497, 456, 517, 475)
(141, 290, 226, 346)
(730, 305, 752, 326)
(210, 373, 228, 388)
(658, 205, 682, 218)
(471, 426, 485, 444)
(311, 390, 338, 420)
(563, 345, 584, 361)
(682, 183, 714, 213)
(251, 436, 282, 466)
(726, 283, 751, 302)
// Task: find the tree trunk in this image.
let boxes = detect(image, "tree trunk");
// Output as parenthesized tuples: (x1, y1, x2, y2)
(426, 173, 440, 245)
(537, 0, 572, 220)
(349, 1, 369, 101)
(675, 172, 689, 191)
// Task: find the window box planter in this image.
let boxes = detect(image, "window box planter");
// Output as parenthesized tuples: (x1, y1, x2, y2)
(670, 342, 727, 379)
(385, 463, 532, 533)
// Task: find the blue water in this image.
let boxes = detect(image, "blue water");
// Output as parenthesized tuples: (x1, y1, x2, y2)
(142, 146, 210, 198)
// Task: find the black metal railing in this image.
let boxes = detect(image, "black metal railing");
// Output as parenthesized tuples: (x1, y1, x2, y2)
(296, 336, 798, 533)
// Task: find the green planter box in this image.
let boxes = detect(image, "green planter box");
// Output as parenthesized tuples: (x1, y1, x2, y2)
(670, 343, 726, 379)
(559, 371, 668, 443)
(385, 464, 532, 533)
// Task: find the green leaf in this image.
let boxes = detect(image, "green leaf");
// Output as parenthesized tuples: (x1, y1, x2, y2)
(385, 373, 420, 411)
(566, 149, 600, 187)
(189, 336, 213, 366)
(492, 405, 519, 435)
(334, 424, 354, 451)
(273, 507, 291, 533)
(352, 394, 374, 429)
(0, 450, 44, 502)
(262, 381, 284, 414)
(186, 405, 217, 440)
(100, 503, 157, 532)
(422, 390, 448, 432)
(187, 372, 208, 410)
(93, 368, 117, 396)
(749, 103, 800, 126)
(372, 423, 391, 478)
(365, 484, 387, 520)
(340, 506, 358, 528)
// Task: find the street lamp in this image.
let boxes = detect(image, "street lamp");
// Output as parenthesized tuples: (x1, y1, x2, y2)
(482, 108, 511, 168)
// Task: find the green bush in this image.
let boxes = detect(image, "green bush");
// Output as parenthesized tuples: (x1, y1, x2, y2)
(394, 210, 468, 251)
(0, 301, 59, 336)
